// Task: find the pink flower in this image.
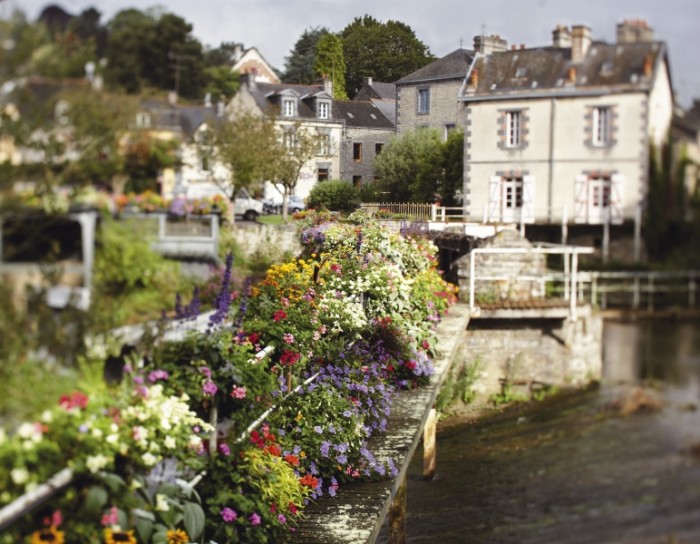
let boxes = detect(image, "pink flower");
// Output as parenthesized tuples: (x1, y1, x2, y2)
(202, 380, 218, 397)
(231, 385, 247, 399)
(148, 369, 169, 383)
(101, 506, 118, 527)
(283, 333, 295, 344)
(221, 507, 237, 523)
(249, 512, 261, 526)
(200, 367, 212, 379)
(219, 443, 231, 456)
(277, 514, 287, 524)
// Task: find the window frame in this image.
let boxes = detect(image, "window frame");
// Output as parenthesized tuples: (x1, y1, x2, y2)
(317, 101, 330, 119)
(353, 142, 362, 162)
(592, 106, 612, 146)
(417, 87, 430, 114)
(282, 98, 296, 117)
(505, 110, 522, 148)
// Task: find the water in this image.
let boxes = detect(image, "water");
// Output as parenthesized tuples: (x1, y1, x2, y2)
(378, 319, 700, 543)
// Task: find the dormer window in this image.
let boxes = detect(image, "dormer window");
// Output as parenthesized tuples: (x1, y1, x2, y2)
(317, 101, 330, 119)
(282, 98, 296, 117)
(135, 112, 151, 129)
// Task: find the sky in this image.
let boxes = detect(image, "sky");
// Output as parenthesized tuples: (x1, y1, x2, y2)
(11, 0, 700, 107)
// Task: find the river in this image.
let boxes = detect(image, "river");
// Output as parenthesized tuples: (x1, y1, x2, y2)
(378, 319, 700, 543)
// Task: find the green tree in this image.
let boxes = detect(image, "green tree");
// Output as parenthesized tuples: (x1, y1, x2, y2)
(211, 109, 279, 200)
(104, 8, 154, 93)
(266, 122, 323, 220)
(340, 15, 434, 97)
(314, 33, 347, 99)
(439, 129, 464, 206)
(204, 66, 240, 103)
(282, 26, 328, 83)
(374, 129, 444, 202)
(204, 41, 241, 67)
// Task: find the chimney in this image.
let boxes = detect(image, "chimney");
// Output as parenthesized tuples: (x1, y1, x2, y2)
(571, 25, 591, 62)
(552, 25, 572, 48)
(232, 43, 244, 63)
(473, 34, 508, 55)
(363, 76, 373, 87)
(322, 75, 333, 97)
(242, 72, 256, 90)
(469, 68, 479, 88)
(617, 19, 654, 43)
(643, 53, 654, 77)
(567, 66, 577, 84)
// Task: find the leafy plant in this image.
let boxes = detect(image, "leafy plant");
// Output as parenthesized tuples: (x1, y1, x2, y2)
(307, 180, 361, 213)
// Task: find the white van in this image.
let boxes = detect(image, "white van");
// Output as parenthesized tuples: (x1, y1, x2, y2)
(186, 184, 263, 221)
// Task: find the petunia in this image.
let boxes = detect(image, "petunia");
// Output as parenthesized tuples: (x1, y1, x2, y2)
(249, 512, 261, 526)
(221, 507, 238, 523)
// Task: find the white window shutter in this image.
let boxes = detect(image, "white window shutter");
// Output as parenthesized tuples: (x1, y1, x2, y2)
(489, 176, 501, 222)
(522, 175, 535, 223)
(610, 174, 624, 224)
(574, 175, 588, 224)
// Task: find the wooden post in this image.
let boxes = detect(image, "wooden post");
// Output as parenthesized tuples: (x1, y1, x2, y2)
(423, 408, 437, 479)
(388, 477, 407, 544)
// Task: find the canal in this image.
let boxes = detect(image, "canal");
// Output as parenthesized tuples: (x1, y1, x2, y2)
(378, 318, 700, 543)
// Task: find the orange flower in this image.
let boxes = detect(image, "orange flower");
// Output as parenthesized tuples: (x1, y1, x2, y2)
(104, 528, 137, 544)
(299, 474, 319, 489)
(166, 529, 189, 544)
(30, 526, 64, 544)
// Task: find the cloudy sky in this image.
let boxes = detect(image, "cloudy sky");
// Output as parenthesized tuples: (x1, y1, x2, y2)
(12, 0, 700, 107)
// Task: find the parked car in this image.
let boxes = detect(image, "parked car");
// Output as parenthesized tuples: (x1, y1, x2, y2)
(263, 194, 306, 214)
(185, 184, 263, 221)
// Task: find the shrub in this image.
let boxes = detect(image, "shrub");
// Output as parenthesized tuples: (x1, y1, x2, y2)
(307, 180, 360, 213)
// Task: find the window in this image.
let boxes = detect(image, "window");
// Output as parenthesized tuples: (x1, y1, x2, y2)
(317, 168, 329, 181)
(593, 106, 612, 146)
(505, 111, 521, 147)
(444, 124, 456, 140)
(135, 112, 151, 129)
(283, 130, 297, 150)
(502, 176, 524, 209)
(418, 88, 430, 114)
(375, 143, 384, 156)
(317, 101, 329, 119)
(353, 175, 363, 188)
(282, 99, 295, 117)
(353, 142, 362, 162)
(317, 133, 331, 155)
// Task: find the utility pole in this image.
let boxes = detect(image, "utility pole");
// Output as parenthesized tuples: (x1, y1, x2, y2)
(168, 51, 194, 96)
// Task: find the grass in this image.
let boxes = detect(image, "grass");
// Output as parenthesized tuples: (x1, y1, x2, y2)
(255, 215, 286, 225)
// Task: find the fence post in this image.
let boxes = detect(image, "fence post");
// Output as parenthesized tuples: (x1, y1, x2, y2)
(469, 252, 477, 314)
(633, 277, 640, 310)
(603, 207, 610, 263)
(570, 251, 578, 321)
(592, 274, 598, 307)
(561, 205, 568, 245)
(423, 408, 437, 479)
(388, 478, 407, 544)
(564, 252, 570, 301)
(430, 204, 437, 222)
(647, 273, 654, 312)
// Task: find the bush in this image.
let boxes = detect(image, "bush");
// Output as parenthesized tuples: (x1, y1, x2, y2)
(307, 180, 360, 213)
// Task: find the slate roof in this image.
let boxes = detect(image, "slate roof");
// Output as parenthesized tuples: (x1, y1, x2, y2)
(465, 41, 669, 99)
(246, 82, 333, 120)
(355, 81, 396, 101)
(673, 100, 700, 138)
(333, 100, 394, 129)
(395, 48, 476, 85)
(140, 99, 219, 139)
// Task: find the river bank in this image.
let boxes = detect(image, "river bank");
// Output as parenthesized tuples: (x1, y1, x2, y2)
(377, 318, 700, 543)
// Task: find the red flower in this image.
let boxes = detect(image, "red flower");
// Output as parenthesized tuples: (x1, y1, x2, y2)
(266, 444, 282, 457)
(406, 360, 417, 370)
(59, 391, 88, 411)
(280, 351, 300, 366)
(299, 474, 319, 489)
(273, 310, 287, 322)
(284, 454, 300, 466)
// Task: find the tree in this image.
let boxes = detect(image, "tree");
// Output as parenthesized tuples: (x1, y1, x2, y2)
(203, 41, 241, 67)
(266, 122, 323, 220)
(373, 128, 445, 202)
(439, 129, 464, 206)
(314, 33, 347, 99)
(282, 26, 328, 83)
(340, 16, 434, 97)
(210, 110, 279, 201)
(105, 9, 205, 98)
(204, 66, 240, 103)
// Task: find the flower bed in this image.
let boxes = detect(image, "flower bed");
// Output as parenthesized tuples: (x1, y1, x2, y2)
(0, 210, 457, 543)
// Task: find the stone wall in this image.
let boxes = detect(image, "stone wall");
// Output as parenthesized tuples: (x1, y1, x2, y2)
(451, 312, 603, 399)
(230, 222, 301, 259)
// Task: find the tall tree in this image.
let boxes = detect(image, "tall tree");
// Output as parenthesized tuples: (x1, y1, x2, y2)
(340, 15, 434, 97)
(266, 122, 322, 220)
(104, 9, 153, 93)
(282, 26, 328, 83)
(314, 33, 347, 99)
(373, 128, 445, 202)
(210, 110, 278, 200)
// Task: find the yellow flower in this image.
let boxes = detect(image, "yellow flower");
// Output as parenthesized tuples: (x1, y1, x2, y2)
(30, 526, 64, 544)
(166, 529, 189, 544)
(104, 528, 137, 544)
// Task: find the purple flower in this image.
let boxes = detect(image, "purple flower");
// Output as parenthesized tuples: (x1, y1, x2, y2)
(148, 369, 169, 383)
(221, 507, 237, 523)
(313, 425, 323, 434)
(202, 380, 218, 396)
(320, 441, 331, 457)
(249, 512, 261, 526)
(200, 367, 212, 379)
(219, 443, 231, 456)
(277, 514, 287, 524)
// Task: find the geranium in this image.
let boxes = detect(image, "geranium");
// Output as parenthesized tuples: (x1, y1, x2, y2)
(221, 507, 238, 523)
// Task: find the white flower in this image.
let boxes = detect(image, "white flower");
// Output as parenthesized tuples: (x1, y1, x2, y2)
(10, 467, 29, 485)
(155, 494, 170, 512)
(91, 428, 103, 439)
(86, 454, 110, 473)
(40, 410, 53, 424)
(0, 428, 6, 445)
(106, 433, 119, 445)
(142, 452, 158, 466)
(163, 436, 177, 450)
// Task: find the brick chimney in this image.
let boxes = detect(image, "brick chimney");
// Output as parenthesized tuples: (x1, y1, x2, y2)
(363, 76, 373, 87)
(473, 34, 508, 55)
(552, 25, 572, 48)
(571, 25, 591, 62)
(322, 75, 333, 97)
(617, 19, 654, 43)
